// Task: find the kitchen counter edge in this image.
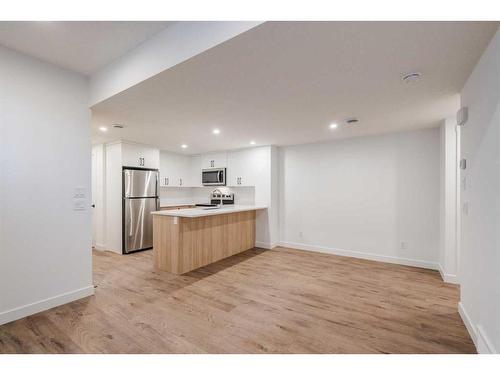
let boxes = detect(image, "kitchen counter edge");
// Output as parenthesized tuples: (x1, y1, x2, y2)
(151, 205, 268, 218)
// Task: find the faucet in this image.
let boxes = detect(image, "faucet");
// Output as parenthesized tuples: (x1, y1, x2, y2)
(211, 188, 223, 207)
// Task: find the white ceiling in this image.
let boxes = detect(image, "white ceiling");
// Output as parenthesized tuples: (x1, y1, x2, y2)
(88, 21, 495, 154)
(0, 21, 172, 75)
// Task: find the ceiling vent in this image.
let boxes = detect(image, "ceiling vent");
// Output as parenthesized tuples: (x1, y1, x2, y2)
(345, 118, 359, 125)
(402, 72, 421, 84)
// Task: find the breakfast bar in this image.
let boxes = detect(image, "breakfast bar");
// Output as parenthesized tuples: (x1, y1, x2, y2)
(151, 205, 267, 274)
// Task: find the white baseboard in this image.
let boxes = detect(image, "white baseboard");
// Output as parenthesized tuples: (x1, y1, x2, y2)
(0, 286, 94, 326)
(279, 241, 439, 270)
(458, 302, 497, 354)
(93, 243, 106, 251)
(255, 241, 278, 250)
(477, 325, 496, 354)
(438, 264, 459, 284)
(458, 301, 477, 346)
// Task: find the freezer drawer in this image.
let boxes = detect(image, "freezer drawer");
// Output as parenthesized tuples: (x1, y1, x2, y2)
(123, 198, 157, 253)
(123, 169, 158, 198)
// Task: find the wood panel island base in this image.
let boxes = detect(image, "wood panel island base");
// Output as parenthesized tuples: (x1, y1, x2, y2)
(152, 206, 266, 274)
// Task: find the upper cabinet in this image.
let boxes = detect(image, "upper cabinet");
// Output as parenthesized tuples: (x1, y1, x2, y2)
(227, 147, 269, 187)
(201, 151, 227, 169)
(159, 147, 271, 190)
(188, 155, 202, 187)
(121, 142, 160, 169)
(160, 152, 201, 188)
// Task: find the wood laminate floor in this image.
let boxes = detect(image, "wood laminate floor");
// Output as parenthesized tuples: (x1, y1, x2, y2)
(0, 247, 475, 353)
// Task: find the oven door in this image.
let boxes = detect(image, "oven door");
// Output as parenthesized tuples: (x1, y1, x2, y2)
(202, 169, 225, 186)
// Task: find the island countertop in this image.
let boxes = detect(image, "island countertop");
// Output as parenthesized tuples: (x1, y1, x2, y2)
(151, 205, 267, 218)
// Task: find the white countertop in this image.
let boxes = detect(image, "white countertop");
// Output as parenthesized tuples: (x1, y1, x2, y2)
(151, 205, 267, 218)
(159, 202, 196, 208)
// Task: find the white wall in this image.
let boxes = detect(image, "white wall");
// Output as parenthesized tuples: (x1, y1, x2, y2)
(438, 117, 459, 283)
(458, 28, 500, 354)
(0, 46, 93, 325)
(279, 128, 440, 269)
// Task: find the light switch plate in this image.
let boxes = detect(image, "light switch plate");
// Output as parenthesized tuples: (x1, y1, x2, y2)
(73, 187, 87, 199)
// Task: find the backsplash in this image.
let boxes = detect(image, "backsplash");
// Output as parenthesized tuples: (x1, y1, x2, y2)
(159, 186, 255, 207)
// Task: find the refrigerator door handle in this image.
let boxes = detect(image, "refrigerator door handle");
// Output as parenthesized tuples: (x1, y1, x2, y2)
(128, 201, 133, 237)
(125, 170, 132, 198)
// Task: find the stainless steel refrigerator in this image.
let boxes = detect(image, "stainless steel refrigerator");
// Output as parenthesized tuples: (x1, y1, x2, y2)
(122, 168, 159, 254)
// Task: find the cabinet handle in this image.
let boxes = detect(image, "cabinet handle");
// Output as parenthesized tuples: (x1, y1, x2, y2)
(180, 178, 182, 186)
(166, 177, 169, 186)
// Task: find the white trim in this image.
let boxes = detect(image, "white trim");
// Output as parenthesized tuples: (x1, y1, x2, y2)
(278, 241, 439, 270)
(477, 325, 496, 354)
(255, 241, 278, 250)
(93, 243, 106, 251)
(438, 264, 459, 284)
(458, 302, 477, 346)
(0, 286, 94, 326)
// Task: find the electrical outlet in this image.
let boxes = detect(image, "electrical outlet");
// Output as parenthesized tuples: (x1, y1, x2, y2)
(400, 241, 407, 250)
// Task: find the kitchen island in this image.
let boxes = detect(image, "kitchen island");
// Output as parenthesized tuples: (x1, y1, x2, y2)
(151, 205, 267, 274)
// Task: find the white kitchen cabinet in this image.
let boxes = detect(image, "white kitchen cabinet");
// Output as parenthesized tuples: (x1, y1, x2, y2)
(187, 155, 202, 187)
(228, 147, 269, 187)
(160, 151, 193, 187)
(121, 142, 159, 169)
(160, 152, 177, 187)
(201, 151, 227, 169)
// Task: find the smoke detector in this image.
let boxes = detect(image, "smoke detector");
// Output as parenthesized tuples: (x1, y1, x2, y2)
(402, 72, 421, 84)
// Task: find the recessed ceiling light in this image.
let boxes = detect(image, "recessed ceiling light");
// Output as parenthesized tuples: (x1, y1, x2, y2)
(212, 129, 220, 135)
(402, 72, 421, 84)
(181, 144, 188, 149)
(99, 126, 108, 132)
(329, 123, 338, 129)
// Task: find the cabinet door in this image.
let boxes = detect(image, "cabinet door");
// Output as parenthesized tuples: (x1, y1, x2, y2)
(159, 151, 179, 187)
(187, 155, 202, 187)
(228, 147, 268, 187)
(201, 152, 227, 169)
(176, 156, 190, 187)
(141, 148, 160, 169)
(122, 143, 159, 169)
(227, 149, 257, 187)
(227, 150, 243, 186)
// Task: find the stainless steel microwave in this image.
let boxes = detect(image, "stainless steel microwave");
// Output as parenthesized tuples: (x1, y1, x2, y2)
(202, 168, 226, 186)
